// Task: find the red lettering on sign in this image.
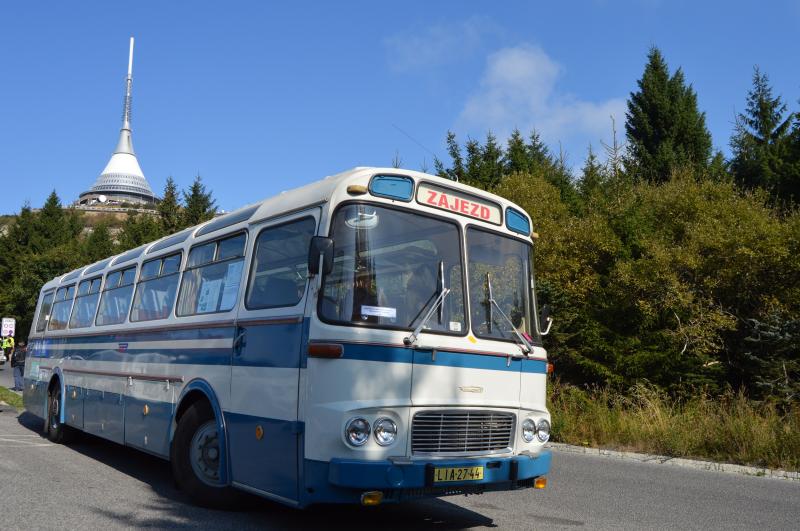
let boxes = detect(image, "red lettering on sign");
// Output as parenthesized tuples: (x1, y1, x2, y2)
(470, 203, 480, 217)
(425, 190, 437, 205)
(480, 206, 490, 219)
(438, 193, 450, 208)
(460, 199, 470, 214)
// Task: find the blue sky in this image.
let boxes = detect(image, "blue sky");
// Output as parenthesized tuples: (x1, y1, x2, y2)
(1, 1, 799, 214)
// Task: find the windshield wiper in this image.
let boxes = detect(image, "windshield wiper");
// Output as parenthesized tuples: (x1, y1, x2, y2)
(485, 273, 532, 355)
(404, 261, 451, 346)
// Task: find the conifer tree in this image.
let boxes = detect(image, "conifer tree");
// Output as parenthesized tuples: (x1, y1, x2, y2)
(117, 213, 162, 251)
(625, 47, 712, 182)
(84, 222, 115, 262)
(434, 131, 466, 182)
(730, 67, 798, 203)
(503, 129, 530, 174)
(182, 175, 217, 227)
(158, 177, 182, 234)
(579, 146, 605, 199)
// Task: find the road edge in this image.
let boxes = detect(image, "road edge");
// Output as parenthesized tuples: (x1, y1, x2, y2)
(548, 442, 800, 482)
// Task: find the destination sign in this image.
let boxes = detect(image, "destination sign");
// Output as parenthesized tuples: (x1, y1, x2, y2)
(416, 183, 502, 224)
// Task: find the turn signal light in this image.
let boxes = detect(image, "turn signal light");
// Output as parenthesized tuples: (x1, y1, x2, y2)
(547, 363, 554, 375)
(361, 491, 384, 506)
(534, 477, 547, 489)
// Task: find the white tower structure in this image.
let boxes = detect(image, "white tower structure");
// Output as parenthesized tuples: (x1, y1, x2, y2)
(79, 37, 157, 206)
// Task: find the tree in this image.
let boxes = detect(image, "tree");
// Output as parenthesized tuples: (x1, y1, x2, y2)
(182, 175, 216, 227)
(625, 47, 713, 183)
(578, 146, 605, 200)
(117, 213, 162, 251)
(84, 222, 115, 263)
(158, 177, 182, 234)
(730, 67, 799, 204)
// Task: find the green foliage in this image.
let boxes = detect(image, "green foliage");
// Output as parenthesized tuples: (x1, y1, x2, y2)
(117, 212, 164, 252)
(182, 175, 216, 227)
(83, 222, 115, 263)
(625, 47, 713, 183)
(730, 67, 800, 205)
(157, 176, 182, 234)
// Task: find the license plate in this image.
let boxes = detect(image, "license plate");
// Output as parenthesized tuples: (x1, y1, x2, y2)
(432, 466, 485, 483)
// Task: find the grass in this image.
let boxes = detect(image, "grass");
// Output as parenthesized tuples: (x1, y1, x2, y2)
(0, 385, 23, 410)
(548, 380, 800, 471)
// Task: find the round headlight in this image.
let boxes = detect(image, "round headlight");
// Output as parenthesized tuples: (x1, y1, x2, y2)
(536, 419, 551, 443)
(345, 417, 371, 446)
(522, 418, 536, 443)
(373, 418, 397, 446)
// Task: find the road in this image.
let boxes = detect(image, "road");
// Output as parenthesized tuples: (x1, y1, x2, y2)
(0, 407, 798, 530)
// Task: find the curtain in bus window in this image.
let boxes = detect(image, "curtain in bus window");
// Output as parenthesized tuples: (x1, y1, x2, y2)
(178, 259, 244, 314)
(247, 217, 316, 309)
(131, 274, 180, 322)
(49, 286, 75, 331)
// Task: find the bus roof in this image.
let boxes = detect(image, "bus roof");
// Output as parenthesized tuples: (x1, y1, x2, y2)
(42, 167, 533, 292)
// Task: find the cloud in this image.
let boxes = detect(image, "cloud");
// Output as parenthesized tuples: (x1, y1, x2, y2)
(457, 44, 626, 161)
(384, 16, 498, 72)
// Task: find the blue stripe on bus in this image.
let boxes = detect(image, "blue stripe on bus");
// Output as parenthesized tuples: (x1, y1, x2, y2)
(33, 325, 235, 346)
(413, 349, 522, 372)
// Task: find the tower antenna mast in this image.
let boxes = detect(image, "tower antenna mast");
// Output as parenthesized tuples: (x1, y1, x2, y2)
(122, 37, 134, 130)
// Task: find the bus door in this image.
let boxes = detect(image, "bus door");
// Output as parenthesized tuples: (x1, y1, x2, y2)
(227, 209, 319, 502)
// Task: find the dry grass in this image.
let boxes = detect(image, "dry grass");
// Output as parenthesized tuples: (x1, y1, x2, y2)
(548, 380, 800, 471)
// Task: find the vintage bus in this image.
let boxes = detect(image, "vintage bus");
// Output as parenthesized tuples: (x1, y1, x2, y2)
(23, 167, 553, 508)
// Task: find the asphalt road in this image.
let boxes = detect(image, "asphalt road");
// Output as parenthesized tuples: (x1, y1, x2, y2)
(0, 406, 798, 530)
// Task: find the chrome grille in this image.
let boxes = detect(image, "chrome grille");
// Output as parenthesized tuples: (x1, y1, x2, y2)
(411, 410, 515, 456)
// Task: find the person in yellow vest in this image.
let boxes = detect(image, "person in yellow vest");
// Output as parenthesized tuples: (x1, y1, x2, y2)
(1, 334, 12, 361)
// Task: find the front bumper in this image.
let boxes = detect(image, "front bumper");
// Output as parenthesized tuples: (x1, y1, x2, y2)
(302, 451, 551, 505)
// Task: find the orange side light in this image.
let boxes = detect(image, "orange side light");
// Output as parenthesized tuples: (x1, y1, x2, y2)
(547, 362, 554, 375)
(534, 477, 547, 489)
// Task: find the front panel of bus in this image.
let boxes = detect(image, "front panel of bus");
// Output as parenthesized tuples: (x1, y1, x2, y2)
(300, 176, 551, 505)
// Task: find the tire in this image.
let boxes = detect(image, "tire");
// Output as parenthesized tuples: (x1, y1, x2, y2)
(46, 383, 77, 444)
(171, 401, 241, 509)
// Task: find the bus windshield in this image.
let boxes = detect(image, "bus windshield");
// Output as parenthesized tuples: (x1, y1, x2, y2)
(467, 227, 538, 345)
(320, 204, 466, 334)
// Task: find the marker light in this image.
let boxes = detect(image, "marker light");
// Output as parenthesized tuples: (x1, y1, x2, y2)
(345, 417, 371, 446)
(534, 477, 547, 489)
(373, 418, 397, 446)
(361, 491, 384, 506)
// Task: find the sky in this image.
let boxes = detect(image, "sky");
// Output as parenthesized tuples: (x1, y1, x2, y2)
(1, 1, 799, 214)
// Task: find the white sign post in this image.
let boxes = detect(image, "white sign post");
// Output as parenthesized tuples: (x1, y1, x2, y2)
(1, 317, 15, 337)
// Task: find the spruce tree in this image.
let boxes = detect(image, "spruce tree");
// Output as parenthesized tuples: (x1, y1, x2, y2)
(503, 129, 530, 174)
(626, 47, 712, 182)
(579, 146, 605, 199)
(84, 222, 116, 262)
(158, 177, 182, 234)
(730, 67, 798, 204)
(118, 213, 163, 251)
(182, 175, 217, 227)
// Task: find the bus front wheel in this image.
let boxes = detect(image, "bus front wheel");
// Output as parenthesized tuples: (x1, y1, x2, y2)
(171, 401, 240, 509)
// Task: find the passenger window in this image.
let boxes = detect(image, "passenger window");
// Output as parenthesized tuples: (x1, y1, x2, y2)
(96, 266, 137, 326)
(131, 253, 182, 322)
(35, 291, 55, 332)
(246, 218, 316, 309)
(177, 233, 246, 316)
(69, 277, 102, 329)
(48, 284, 76, 331)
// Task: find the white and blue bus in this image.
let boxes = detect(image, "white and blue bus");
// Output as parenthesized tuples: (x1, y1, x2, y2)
(24, 167, 553, 508)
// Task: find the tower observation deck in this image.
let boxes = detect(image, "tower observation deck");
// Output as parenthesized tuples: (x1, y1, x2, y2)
(78, 38, 157, 206)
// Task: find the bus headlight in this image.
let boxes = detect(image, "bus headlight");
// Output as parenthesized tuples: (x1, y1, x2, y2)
(521, 418, 536, 443)
(373, 418, 397, 446)
(535, 419, 551, 443)
(345, 418, 371, 446)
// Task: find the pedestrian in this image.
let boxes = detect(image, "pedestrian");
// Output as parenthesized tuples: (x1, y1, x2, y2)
(0, 334, 7, 369)
(3, 334, 14, 359)
(10, 341, 25, 391)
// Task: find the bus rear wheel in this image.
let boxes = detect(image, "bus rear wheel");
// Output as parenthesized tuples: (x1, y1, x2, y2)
(171, 401, 240, 509)
(46, 384, 76, 444)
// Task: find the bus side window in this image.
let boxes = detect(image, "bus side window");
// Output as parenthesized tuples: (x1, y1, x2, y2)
(130, 252, 182, 322)
(245, 217, 316, 310)
(96, 265, 137, 326)
(35, 290, 55, 332)
(49, 285, 76, 331)
(177, 233, 247, 316)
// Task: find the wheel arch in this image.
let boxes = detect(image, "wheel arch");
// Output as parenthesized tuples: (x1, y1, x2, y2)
(47, 368, 67, 424)
(172, 379, 230, 485)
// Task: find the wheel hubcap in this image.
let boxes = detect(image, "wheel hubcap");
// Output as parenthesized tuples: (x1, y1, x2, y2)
(49, 394, 60, 431)
(190, 420, 221, 485)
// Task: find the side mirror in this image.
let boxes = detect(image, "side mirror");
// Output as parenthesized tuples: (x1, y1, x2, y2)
(308, 236, 334, 276)
(539, 304, 553, 336)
